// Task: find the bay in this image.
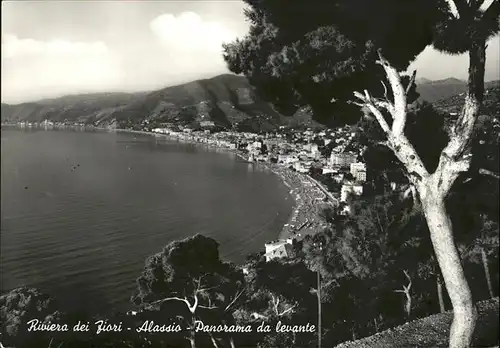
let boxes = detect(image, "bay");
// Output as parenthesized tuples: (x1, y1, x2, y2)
(0, 129, 293, 314)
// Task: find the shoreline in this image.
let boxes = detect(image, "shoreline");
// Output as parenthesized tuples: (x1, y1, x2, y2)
(109, 128, 336, 242)
(260, 163, 333, 241)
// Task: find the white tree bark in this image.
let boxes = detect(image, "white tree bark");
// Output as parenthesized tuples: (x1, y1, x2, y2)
(438, 274, 446, 313)
(480, 246, 494, 298)
(147, 276, 221, 348)
(351, 45, 486, 347)
(394, 270, 412, 319)
(419, 183, 476, 348)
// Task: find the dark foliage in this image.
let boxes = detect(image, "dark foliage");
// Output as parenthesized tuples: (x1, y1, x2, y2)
(223, 0, 446, 126)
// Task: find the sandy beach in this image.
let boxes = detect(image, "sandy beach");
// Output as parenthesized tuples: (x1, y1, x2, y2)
(259, 163, 335, 240)
(233, 151, 336, 241)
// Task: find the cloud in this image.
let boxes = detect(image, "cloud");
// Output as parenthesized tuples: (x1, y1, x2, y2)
(407, 35, 500, 81)
(1, 12, 239, 103)
(150, 12, 236, 53)
(2, 34, 121, 103)
(2, 34, 108, 59)
(91, 11, 238, 93)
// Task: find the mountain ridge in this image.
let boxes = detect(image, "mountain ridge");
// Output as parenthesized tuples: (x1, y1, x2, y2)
(2, 74, 499, 131)
(416, 78, 498, 102)
(1, 74, 321, 132)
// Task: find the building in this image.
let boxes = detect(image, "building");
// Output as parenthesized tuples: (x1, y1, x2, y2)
(350, 162, 367, 182)
(278, 155, 299, 165)
(293, 162, 310, 173)
(309, 144, 321, 159)
(341, 184, 363, 202)
(200, 120, 215, 128)
(247, 141, 263, 156)
(330, 152, 357, 168)
(264, 239, 294, 262)
(322, 166, 338, 175)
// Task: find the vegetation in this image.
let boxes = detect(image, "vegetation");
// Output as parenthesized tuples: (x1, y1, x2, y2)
(334, 298, 499, 348)
(131, 234, 245, 348)
(223, 0, 499, 346)
(2, 201, 498, 347)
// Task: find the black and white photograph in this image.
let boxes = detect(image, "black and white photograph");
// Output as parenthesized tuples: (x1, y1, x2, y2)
(1, 1, 499, 347)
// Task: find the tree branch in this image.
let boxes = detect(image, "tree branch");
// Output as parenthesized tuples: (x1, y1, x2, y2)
(434, 152, 472, 195)
(403, 270, 412, 291)
(449, 156, 472, 173)
(224, 289, 245, 312)
(479, 0, 496, 13)
(197, 285, 220, 293)
(479, 168, 500, 179)
(149, 296, 192, 309)
(444, 0, 461, 18)
(191, 292, 199, 314)
(406, 70, 417, 96)
(352, 52, 429, 184)
(199, 305, 219, 310)
(278, 304, 297, 317)
(376, 50, 407, 136)
(381, 80, 389, 100)
(481, 0, 500, 21)
(352, 91, 391, 134)
(378, 81, 397, 116)
(273, 295, 280, 315)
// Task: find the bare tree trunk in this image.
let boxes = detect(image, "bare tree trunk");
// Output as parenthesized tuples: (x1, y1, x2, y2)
(419, 186, 477, 348)
(395, 270, 412, 319)
(468, 40, 486, 106)
(437, 274, 446, 313)
(188, 335, 196, 348)
(404, 292, 412, 319)
(480, 246, 494, 298)
(317, 269, 322, 348)
(352, 34, 487, 346)
(209, 332, 219, 348)
(188, 317, 197, 348)
(222, 317, 236, 348)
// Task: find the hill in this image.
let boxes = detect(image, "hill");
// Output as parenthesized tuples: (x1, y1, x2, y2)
(335, 298, 499, 348)
(0, 74, 321, 133)
(416, 78, 499, 102)
(432, 81, 500, 117)
(3, 74, 498, 131)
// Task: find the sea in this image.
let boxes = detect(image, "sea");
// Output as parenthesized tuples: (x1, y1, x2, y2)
(0, 129, 293, 314)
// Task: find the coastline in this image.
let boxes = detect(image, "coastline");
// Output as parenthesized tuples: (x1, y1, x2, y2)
(114, 126, 336, 242)
(100, 128, 323, 241)
(5, 125, 334, 244)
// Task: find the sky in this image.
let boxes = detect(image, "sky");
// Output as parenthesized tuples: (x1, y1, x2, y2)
(1, 1, 499, 104)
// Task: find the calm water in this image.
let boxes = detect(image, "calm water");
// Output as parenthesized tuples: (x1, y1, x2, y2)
(0, 129, 293, 314)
